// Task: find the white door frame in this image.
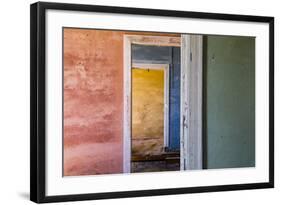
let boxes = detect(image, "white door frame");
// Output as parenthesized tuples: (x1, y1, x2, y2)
(123, 35, 180, 173)
(180, 34, 203, 170)
(123, 34, 202, 173)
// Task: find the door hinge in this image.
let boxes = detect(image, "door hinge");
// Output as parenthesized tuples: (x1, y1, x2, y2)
(190, 52, 192, 61)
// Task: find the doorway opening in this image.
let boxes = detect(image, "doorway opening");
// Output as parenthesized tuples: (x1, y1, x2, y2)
(123, 34, 203, 173)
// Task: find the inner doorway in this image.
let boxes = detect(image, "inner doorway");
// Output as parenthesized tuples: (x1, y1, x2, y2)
(130, 43, 181, 173)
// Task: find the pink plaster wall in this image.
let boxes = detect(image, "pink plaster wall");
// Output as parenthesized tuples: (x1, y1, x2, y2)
(63, 29, 180, 176)
(63, 29, 124, 176)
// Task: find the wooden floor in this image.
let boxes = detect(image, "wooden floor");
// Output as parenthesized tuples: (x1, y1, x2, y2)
(131, 152, 180, 173)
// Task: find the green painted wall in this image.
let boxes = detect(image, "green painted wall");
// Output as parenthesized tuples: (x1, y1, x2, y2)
(204, 35, 255, 169)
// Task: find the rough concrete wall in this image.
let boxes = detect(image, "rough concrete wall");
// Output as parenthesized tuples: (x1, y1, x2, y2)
(63, 28, 124, 176)
(132, 68, 164, 156)
(204, 35, 255, 169)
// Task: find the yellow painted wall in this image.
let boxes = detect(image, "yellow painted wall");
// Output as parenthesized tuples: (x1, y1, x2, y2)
(132, 68, 165, 156)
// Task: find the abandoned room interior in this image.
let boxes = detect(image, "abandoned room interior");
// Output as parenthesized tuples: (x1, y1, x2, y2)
(63, 28, 255, 176)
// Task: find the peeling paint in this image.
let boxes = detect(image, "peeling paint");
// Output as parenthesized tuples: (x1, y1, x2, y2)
(63, 28, 180, 176)
(63, 29, 124, 176)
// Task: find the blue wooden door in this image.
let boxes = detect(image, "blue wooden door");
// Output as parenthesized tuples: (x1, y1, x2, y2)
(168, 47, 181, 151)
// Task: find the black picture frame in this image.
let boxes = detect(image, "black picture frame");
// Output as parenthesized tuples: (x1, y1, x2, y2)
(30, 1, 274, 203)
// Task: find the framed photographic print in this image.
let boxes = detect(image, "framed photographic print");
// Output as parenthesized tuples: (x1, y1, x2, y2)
(30, 1, 274, 203)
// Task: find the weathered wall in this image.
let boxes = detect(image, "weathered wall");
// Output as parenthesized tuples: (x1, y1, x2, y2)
(204, 36, 255, 169)
(63, 29, 180, 176)
(132, 68, 164, 156)
(132, 45, 173, 63)
(63, 29, 124, 176)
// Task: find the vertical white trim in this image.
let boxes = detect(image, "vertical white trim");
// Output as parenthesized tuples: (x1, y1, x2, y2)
(180, 35, 191, 170)
(164, 66, 170, 148)
(123, 36, 131, 173)
(181, 34, 203, 170)
(190, 35, 203, 170)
